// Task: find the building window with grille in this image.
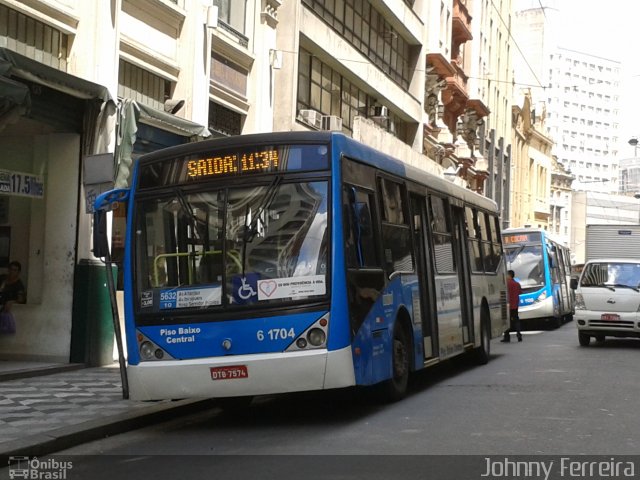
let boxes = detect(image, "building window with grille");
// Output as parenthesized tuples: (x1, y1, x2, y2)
(209, 102, 242, 137)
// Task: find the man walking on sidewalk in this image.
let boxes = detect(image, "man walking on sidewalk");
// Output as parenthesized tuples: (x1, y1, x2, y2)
(502, 269, 523, 342)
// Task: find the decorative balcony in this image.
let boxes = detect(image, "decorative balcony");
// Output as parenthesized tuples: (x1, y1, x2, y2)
(442, 63, 469, 132)
(452, 0, 473, 45)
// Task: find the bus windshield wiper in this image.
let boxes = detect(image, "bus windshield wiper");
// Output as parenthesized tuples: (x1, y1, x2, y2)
(505, 245, 524, 263)
(243, 176, 282, 243)
(604, 283, 640, 292)
(174, 188, 201, 241)
(241, 176, 282, 275)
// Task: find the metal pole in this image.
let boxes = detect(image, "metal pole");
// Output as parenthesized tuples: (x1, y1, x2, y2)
(101, 222, 129, 400)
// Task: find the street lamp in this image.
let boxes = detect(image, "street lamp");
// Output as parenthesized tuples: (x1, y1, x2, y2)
(629, 137, 639, 157)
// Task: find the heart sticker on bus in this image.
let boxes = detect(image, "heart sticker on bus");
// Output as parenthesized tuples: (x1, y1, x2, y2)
(259, 280, 278, 297)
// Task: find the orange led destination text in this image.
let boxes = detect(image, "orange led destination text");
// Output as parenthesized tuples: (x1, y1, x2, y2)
(187, 155, 237, 178)
(187, 150, 279, 178)
(503, 234, 529, 244)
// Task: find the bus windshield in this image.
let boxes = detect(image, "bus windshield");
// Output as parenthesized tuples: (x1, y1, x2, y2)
(504, 244, 545, 290)
(136, 180, 329, 310)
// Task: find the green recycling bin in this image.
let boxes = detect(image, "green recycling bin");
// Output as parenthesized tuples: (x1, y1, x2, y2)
(70, 259, 117, 366)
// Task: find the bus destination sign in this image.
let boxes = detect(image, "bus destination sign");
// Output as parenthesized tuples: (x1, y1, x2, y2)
(503, 232, 541, 244)
(187, 149, 279, 179)
(138, 144, 329, 188)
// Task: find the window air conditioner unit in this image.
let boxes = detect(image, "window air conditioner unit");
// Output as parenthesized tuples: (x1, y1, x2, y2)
(322, 115, 343, 131)
(372, 105, 388, 117)
(299, 109, 322, 129)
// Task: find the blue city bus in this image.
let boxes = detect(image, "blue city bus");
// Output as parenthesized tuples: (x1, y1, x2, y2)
(502, 227, 574, 327)
(94, 131, 507, 402)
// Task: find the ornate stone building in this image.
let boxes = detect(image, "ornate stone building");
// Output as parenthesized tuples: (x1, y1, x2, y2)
(511, 91, 553, 230)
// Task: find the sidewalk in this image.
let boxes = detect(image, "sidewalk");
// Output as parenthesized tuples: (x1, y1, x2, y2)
(0, 361, 217, 457)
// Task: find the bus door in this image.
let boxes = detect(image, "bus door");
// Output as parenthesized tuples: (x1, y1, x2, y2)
(555, 247, 571, 315)
(410, 194, 437, 360)
(549, 245, 568, 317)
(451, 204, 473, 344)
(429, 195, 465, 357)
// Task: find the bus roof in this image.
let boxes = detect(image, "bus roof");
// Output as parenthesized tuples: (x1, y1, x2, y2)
(502, 227, 566, 246)
(135, 131, 498, 212)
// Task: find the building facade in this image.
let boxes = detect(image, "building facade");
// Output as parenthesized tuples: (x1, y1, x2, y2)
(549, 157, 574, 245)
(618, 156, 640, 195)
(510, 91, 553, 230)
(546, 48, 621, 193)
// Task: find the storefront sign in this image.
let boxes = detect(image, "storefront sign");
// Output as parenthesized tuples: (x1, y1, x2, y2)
(0, 169, 44, 199)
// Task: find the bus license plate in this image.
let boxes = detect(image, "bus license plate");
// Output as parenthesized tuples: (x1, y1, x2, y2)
(601, 314, 620, 321)
(210, 365, 248, 381)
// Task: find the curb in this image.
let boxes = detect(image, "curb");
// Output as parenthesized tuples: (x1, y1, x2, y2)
(0, 364, 86, 382)
(0, 398, 219, 457)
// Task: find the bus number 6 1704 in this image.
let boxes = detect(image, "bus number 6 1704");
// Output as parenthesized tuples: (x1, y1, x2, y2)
(257, 328, 295, 341)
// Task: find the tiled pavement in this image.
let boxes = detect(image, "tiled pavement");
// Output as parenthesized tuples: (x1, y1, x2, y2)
(0, 363, 217, 457)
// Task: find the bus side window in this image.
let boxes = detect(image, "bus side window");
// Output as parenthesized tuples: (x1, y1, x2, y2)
(429, 195, 455, 273)
(344, 186, 378, 268)
(465, 207, 483, 272)
(377, 178, 413, 274)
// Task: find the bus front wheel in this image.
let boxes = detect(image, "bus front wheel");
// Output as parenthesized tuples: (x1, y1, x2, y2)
(379, 321, 410, 402)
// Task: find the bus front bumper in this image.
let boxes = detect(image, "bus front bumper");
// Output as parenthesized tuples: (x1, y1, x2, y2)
(127, 346, 355, 401)
(518, 296, 554, 321)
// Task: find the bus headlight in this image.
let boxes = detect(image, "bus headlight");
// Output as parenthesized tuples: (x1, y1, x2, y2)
(286, 314, 329, 351)
(535, 291, 548, 303)
(140, 341, 155, 360)
(307, 328, 326, 347)
(574, 293, 585, 310)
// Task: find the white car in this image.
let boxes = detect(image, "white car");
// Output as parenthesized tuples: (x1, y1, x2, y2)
(570, 258, 640, 346)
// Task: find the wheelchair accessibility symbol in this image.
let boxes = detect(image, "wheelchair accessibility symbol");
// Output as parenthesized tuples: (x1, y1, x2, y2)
(232, 273, 259, 304)
(237, 276, 257, 300)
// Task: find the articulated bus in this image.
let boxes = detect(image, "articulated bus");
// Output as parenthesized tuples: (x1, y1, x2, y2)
(502, 227, 574, 327)
(94, 131, 508, 402)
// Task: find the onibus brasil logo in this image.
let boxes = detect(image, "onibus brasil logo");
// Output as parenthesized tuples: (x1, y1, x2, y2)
(8, 457, 73, 479)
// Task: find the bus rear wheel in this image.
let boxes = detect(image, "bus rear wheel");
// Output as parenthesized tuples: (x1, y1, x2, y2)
(379, 322, 410, 402)
(474, 312, 491, 365)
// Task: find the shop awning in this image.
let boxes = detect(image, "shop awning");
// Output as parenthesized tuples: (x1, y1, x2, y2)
(0, 47, 114, 141)
(0, 75, 30, 120)
(114, 99, 211, 188)
(137, 102, 210, 138)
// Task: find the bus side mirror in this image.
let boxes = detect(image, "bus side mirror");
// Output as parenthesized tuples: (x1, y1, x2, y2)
(92, 210, 109, 258)
(570, 278, 578, 290)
